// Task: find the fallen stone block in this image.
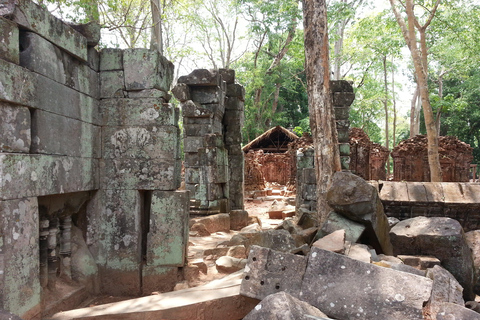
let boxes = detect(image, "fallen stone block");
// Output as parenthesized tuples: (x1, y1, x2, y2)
(344, 242, 372, 263)
(215, 256, 247, 273)
(316, 211, 366, 243)
(0, 103, 31, 153)
(230, 210, 249, 231)
(373, 260, 426, 277)
(244, 291, 330, 320)
(300, 247, 432, 320)
(227, 245, 247, 259)
(0, 17, 19, 64)
(327, 171, 393, 255)
(2, 0, 87, 61)
(426, 265, 465, 316)
(397, 255, 442, 270)
(246, 229, 297, 253)
(191, 214, 230, 234)
(240, 246, 307, 300)
(465, 230, 480, 293)
(391, 216, 476, 300)
(434, 302, 480, 320)
(123, 48, 174, 92)
(312, 229, 345, 254)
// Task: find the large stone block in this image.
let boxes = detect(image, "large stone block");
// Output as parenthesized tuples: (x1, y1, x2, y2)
(101, 99, 178, 127)
(1, 0, 87, 61)
(184, 136, 204, 153)
(300, 247, 433, 320)
(123, 49, 174, 92)
(147, 191, 189, 266)
(226, 84, 245, 101)
(317, 211, 366, 243)
(190, 86, 225, 104)
(0, 154, 99, 200)
(0, 17, 19, 64)
(0, 59, 35, 107)
(31, 110, 100, 158)
(32, 71, 100, 124)
(181, 100, 223, 119)
(244, 292, 329, 320)
(0, 197, 41, 317)
(102, 126, 179, 160)
(390, 216, 476, 300)
(100, 70, 125, 98)
(240, 246, 307, 300)
(68, 21, 101, 47)
(127, 89, 170, 100)
(99, 48, 123, 71)
(0, 103, 30, 153)
(184, 123, 217, 137)
(100, 158, 179, 190)
(177, 69, 222, 86)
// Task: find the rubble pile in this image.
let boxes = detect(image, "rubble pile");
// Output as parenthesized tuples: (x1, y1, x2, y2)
(244, 150, 267, 192)
(392, 135, 473, 182)
(234, 171, 480, 320)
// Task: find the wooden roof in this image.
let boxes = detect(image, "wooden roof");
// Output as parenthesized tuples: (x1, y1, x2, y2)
(243, 126, 299, 153)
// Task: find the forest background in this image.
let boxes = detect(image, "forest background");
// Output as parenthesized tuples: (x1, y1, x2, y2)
(40, 0, 480, 164)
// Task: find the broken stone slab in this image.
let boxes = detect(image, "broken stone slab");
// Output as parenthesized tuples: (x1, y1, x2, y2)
(230, 210, 249, 231)
(147, 191, 189, 267)
(246, 229, 297, 253)
(100, 70, 125, 98)
(100, 158, 180, 191)
(0, 102, 31, 153)
(344, 242, 372, 263)
(31, 110, 101, 158)
(465, 230, 480, 293)
(102, 125, 179, 160)
(312, 229, 345, 254)
(434, 302, 480, 320)
(390, 216, 476, 300)
(190, 214, 230, 234)
(0, 17, 19, 64)
(0, 154, 99, 201)
(1, 0, 88, 61)
(99, 48, 123, 71)
(300, 247, 433, 320)
(426, 265, 465, 316)
(123, 48, 174, 92)
(244, 291, 330, 320)
(240, 246, 308, 300)
(397, 255, 442, 270)
(215, 256, 247, 273)
(327, 171, 393, 255)
(315, 211, 366, 243)
(373, 259, 426, 277)
(177, 69, 223, 86)
(0, 197, 40, 318)
(101, 99, 178, 127)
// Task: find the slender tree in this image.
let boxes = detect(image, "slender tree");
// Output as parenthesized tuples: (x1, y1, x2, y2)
(302, 0, 341, 223)
(389, 0, 442, 182)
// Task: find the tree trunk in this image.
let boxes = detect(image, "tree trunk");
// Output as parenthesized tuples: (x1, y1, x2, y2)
(410, 84, 419, 138)
(150, 0, 163, 54)
(302, 0, 341, 224)
(390, 0, 442, 182)
(383, 55, 390, 174)
(392, 57, 397, 147)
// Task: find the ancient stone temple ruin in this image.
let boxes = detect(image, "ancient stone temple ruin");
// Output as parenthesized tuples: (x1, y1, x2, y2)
(391, 135, 473, 182)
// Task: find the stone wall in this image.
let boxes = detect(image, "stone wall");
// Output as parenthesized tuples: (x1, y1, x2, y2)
(0, 1, 188, 318)
(172, 69, 245, 214)
(296, 80, 354, 213)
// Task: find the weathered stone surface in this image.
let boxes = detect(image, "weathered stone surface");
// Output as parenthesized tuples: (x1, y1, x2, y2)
(184, 136, 204, 153)
(230, 210, 249, 231)
(327, 171, 393, 255)
(127, 89, 170, 100)
(100, 70, 125, 98)
(0, 103, 30, 153)
(0, 17, 19, 64)
(123, 49, 174, 92)
(190, 86, 225, 104)
(301, 247, 432, 320)
(99, 48, 123, 71)
(317, 211, 366, 243)
(31, 110, 100, 158)
(390, 216, 475, 300)
(100, 158, 179, 191)
(191, 214, 230, 233)
(87, 47, 99, 71)
(434, 302, 480, 320)
(0, 59, 35, 107)
(68, 21, 101, 46)
(71, 225, 98, 283)
(190, 223, 210, 237)
(0, 198, 40, 317)
(240, 246, 307, 300)
(181, 100, 221, 119)
(465, 230, 480, 293)
(215, 256, 246, 273)
(177, 69, 222, 86)
(373, 260, 426, 277)
(171, 83, 191, 102)
(244, 291, 329, 320)
(312, 229, 345, 253)
(32, 73, 99, 124)
(0, 154, 99, 200)
(227, 245, 247, 259)
(101, 99, 178, 127)
(142, 266, 179, 295)
(147, 191, 189, 266)
(246, 229, 297, 252)
(426, 265, 465, 316)
(102, 126, 179, 160)
(2, 0, 88, 61)
(398, 255, 442, 270)
(226, 84, 245, 100)
(344, 242, 372, 263)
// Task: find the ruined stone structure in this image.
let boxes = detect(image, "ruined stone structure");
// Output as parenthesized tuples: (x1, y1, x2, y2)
(0, 1, 191, 318)
(296, 80, 354, 213)
(172, 69, 245, 214)
(349, 127, 390, 180)
(391, 135, 473, 182)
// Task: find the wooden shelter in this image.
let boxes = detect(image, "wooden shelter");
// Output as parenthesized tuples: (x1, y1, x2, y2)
(243, 126, 299, 153)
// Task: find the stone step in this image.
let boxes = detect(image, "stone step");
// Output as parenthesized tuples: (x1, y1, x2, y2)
(47, 271, 258, 320)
